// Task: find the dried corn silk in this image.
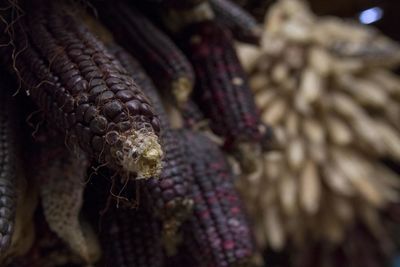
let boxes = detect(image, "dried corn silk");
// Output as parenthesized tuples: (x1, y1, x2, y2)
(236, 0, 400, 250)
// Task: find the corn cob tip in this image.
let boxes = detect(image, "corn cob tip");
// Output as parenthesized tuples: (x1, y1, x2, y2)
(114, 130, 163, 179)
(172, 77, 193, 107)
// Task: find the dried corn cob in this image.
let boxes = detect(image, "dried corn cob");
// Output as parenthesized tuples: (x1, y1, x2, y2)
(0, 82, 18, 255)
(109, 45, 193, 252)
(101, 204, 164, 267)
(97, 2, 195, 106)
(210, 0, 262, 44)
(179, 21, 262, 147)
(0, 1, 162, 179)
(181, 130, 255, 267)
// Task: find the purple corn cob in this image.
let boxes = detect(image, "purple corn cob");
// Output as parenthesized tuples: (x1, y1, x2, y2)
(178, 21, 263, 148)
(210, 0, 262, 44)
(101, 204, 164, 267)
(181, 130, 255, 267)
(109, 45, 193, 251)
(0, 0, 162, 178)
(97, 2, 195, 106)
(0, 82, 17, 254)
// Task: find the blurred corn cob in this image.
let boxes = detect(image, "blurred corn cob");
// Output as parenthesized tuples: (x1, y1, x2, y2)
(97, 2, 195, 106)
(180, 130, 256, 267)
(178, 20, 263, 148)
(237, 0, 400, 251)
(0, 0, 163, 179)
(210, 0, 262, 44)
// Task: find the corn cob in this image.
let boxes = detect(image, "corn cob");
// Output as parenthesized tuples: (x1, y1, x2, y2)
(109, 45, 194, 252)
(210, 0, 262, 45)
(97, 2, 195, 106)
(181, 130, 255, 267)
(178, 21, 262, 147)
(0, 81, 18, 255)
(0, 0, 162, 179)
(101, 204, 164, 267)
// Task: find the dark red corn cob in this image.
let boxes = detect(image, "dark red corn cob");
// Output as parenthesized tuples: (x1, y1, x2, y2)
(181, 131, 255, 267)
(210, 0, 262, 45)
(101, 204, 164, 267)
(0, 81, 17, 254)
(178, 21, 263, 148)
(97, 2, 195, 106)
(0, 1, 162, 178)
(109, 45, 194, 252)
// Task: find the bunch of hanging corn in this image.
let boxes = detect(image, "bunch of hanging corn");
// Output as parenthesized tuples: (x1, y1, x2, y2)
(237, 0, 400, 251)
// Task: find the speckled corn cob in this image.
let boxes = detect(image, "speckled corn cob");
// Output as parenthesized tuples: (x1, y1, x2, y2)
(0, 82, 17, 254)
(101, 204, 164, 267)
(110, 45, 193, 252)
(0, 1, 162, 179)
(181, 131, 255, 267)
(97, 2, 195, 106)
(210, 0, 262, 44)
(179, 21, 262, 147)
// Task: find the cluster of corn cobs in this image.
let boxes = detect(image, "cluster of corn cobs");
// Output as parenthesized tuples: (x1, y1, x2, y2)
(0, 0, 266, 266)
(237, 0, 400, 259)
